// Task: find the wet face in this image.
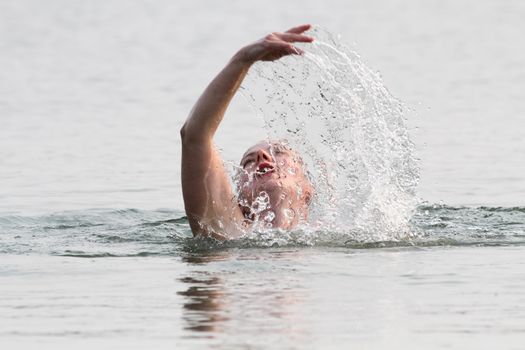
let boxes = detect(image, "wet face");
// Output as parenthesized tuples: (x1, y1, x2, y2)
(237, 141, 313, 225)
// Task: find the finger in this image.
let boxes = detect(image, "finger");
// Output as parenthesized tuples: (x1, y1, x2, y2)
(285, 24, 311, 34)
(267, 42, 304, 58)
(275, 32, 314, 43)
(281, 43, 305, 56)
(267, 41, 294, 53)
(288, 46, 304, 55)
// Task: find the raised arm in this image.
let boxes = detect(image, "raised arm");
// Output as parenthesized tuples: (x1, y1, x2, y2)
(180, 25, 313, 239)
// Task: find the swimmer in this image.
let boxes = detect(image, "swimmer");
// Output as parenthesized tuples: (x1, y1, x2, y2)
(181, 25, 314, 240)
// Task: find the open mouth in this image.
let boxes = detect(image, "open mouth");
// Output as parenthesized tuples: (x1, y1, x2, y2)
(255, 161, 275, 177)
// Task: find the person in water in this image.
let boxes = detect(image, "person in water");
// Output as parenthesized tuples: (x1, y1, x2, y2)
(181, 24, 314, 240)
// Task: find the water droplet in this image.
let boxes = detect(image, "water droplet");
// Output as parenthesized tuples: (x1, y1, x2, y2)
(242, 27, 419, 237)
(264, 211, 275, 222)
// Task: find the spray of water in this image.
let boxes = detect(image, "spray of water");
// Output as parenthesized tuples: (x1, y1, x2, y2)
(239, 27, 420, 241)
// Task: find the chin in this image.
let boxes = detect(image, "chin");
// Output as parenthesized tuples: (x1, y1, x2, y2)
(241, 172, 298, 204)
(261, 179, 294, 199)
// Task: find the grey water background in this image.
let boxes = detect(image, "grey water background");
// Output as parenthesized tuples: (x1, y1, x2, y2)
(1, 0, 524, 349)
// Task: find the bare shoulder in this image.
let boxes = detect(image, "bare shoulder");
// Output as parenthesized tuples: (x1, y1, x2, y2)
(181, 141, 245, 239)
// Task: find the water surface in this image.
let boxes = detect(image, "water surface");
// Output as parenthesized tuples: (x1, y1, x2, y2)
(1, 0, 524, 349)
(1, 206, 525, 349)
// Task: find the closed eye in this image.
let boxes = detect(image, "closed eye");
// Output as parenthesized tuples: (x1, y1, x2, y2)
(272, 147, 291, 156)
(271, 144, 291, 154)
(242, 159, 254, 168)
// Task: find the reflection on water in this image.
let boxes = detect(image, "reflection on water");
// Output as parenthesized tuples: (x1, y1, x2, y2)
(175, 246, 525, 349)
(178, 275, 227, 333)
(178, 251, 308, 345)
(179, 253, 229, 334)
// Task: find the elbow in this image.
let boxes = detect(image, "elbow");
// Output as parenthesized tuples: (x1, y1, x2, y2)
(180, 123, 195, 146)
(180, 123, 187, 142)
(180, 121, 211, 147)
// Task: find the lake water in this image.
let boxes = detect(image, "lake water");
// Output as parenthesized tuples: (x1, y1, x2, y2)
(1, 0, 524, 349)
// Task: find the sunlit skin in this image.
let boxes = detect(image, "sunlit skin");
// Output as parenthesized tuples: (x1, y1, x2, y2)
(180, 25, 314, 240)
(237, 141, 313, 229)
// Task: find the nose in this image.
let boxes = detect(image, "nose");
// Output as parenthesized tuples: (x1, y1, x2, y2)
(256, 149, 273, 163)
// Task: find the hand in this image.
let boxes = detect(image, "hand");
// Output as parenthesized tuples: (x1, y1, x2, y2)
(235, 24, 314, 64)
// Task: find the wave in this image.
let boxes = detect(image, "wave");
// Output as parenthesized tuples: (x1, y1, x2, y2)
(0, 205, 524, 256)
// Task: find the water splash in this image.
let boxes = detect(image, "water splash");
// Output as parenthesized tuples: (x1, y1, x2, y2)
(241, 27, 420, 240)
(0, 205, 524, 255)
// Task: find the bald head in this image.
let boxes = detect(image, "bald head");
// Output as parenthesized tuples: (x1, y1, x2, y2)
(236, 140, 313, 228)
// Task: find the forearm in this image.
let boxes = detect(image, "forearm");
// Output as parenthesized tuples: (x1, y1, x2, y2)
(181, 25, 313, 144)
(180, 25, 312, 239)
(181, 52, 252, 144)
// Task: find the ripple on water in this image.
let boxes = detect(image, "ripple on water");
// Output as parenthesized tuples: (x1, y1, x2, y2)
(0, 205, 524, 256)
